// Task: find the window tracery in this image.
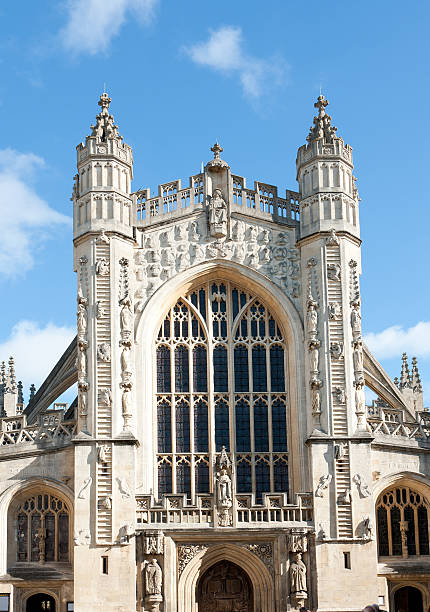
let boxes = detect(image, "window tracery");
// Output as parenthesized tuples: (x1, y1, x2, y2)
(15, 493, 70, 563)
(155, 281, 289, 503)
(376, 485, 430, 557)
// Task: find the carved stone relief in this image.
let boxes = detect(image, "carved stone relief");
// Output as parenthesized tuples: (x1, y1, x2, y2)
(177, 544, 208, 575)
(315, 474, 332, 498)
(352, 473, 371, 498)
(97, 342, 111, 362)
(78, 477, 92, 499)
(143, 531, 164, 555)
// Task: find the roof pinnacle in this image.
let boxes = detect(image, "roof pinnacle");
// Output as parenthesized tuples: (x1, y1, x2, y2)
(90, 92, 122, 142)
(211, 141, 223, 160)
(307, 95, 338, 145)
(400, 352, 411, 389)
(206, 141, 229, 172)
(411, 356, 423, 392)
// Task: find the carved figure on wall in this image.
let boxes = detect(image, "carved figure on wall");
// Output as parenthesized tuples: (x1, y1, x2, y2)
(311, 388, 321, 416)
(328, 302, 341, 320)
(289, 553, 307, 595)
(145, 558, 163, 595)
(97, 445, 109, 463)
(288, 530, 308, 553)
(354, 382, 366, 423)
(338, 489, 352, 504)
(118, 477, 132, 499)
(175, 225, 187, 241)
(309, 342, 320, 373)
(327, 263, 341, 281)
(333, 387, 346, 404)
(95, 300, 106, 318)
(120, 296, 133, 340)
(330, 342, 343, 359)
(260, 247, 271, 265)
(95, 258, 110, 276)
(361, 515, 374, 540)
(306, 301, 318, 335)
(121, 346, 132, 376)
(77, 347, 87, 381)
(209, 189, 228, 238)
(100, 496, 111, 510)
(351, 306, 362, 337)
(189, 221, 200, 241)
(334, 443, 346, 460)
(217, 468, 232, 505)
(260, 228, 271, 243)
(159, 229, 173, 247)
(233, 243, 246, 262)
(98, 388, 112, 407)
(232, 220, 245, 242)
(192, 243, 205, 263)
(353, 473, 371, 498)
(353, 341, 363, 372)
(326, 228, 340, 246)
(97, 342, 111, 362)
(315, 474, 332, 498)
(144, 532, 164, 555)
(77, 302, 87, 339)
(78, 476, 92, 499)
(122, 388, 132, 428)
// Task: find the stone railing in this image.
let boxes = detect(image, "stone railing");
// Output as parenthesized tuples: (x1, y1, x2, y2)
(366, 400, 430, 442)
(136, 492, 312, 529)
(133, 174, 300, 228)
(0, 419, 76, 449)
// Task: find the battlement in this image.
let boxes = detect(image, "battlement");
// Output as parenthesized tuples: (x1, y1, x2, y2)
(133, 172, 300, 229)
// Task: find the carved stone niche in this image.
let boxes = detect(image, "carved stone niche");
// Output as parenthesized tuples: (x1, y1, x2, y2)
(143, 530, 164, 555)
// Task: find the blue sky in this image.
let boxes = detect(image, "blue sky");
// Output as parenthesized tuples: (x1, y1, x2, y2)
(0, 0, 429, 405)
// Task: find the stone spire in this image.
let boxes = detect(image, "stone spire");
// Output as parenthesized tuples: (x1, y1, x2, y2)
(411, 357, 423, 392)
(400, 353, 411, 389)
(90, 92, 122, 142)
(29, 383, 36, 402)
(306, 95, 338, 144)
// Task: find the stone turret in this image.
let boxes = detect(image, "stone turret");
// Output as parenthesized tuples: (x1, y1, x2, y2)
(297, 95, 359, 239)
(397, 353, 424, 413)
(72, 94, 137, 612)
(73, 92, 134, 241)
(0, 357, 18, 417)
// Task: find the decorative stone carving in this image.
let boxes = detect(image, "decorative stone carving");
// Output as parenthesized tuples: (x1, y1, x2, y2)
(118, 477, 132, 499)
(97, 228, 110, 244)
(243, 543, 273, 571)
(98, 388, 112, 406)
(351, 306, 362, 339)
(119, 523, 134, 545)
(97, 342, 111, 362)
(327, 263, 341, 281)
(315, 474, 332, 498)
(353, 473, 371, 498)
(309, 341, 320, 374)
(329, 341, 343, 360)
(334, 443, 346, 460)
(119, 257, 129, 302)
(307, 95, 337, 144)
(97, 445, 109, 463)
(100, 496, 111, 510)
(77, 297, 88, 343)
(311, 387, 322, 429)
(78, 477, 92, 499)
(328, 301, 341, 320)
(338, 489, 352, 504)
(317, 523, 327, 541)
(333, 387, 346, 404)
(143, 531, 164, 555)
(95, 258, 110, 276)
(354, 381, 366, 429)
(353, 340, 363, 373)
(95, 300, 106, 318)
(326, 228, 340, 246)
(177, 544, 208, 575)
(74, 529, 91, 546)
(121, 387, 132, 429)
(287, 529, 308, 553)
(208, 188, 228, 239)
(359, 515, 374, 541)
(77, 346, 87, 382)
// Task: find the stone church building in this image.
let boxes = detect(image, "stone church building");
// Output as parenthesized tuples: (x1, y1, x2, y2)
(0, 94, 429, 612)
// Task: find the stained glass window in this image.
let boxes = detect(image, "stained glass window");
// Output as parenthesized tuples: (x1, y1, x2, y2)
(376, 486, 430, 557)
(15, 493, 70, 563)
(155, 281, 289, 503)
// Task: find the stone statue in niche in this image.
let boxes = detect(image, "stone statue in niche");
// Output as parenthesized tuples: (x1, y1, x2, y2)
(77, 347, 87, 381)
(97, 445, 109, 463)
(351, 306, 362, 337)
(306, 301, 318, 336)
(309, 341, 320, 373)
(192, 243, 205, 263)
(328, 302, 341, 320)
(77, 300, 87, 340)
(175, 224, 187, 241)
(353, 341, 363, 372)
(98, 387, 112, 407)
(189, 221, 200, 241)
(159, 229, 172, 247)
(95, 300, 106, 319)
(333, 387, 346, 404)
(232, 220, 245, 242)
(215, 446, 233, 527)
(145, 558, 163, 595)
(330, 342, 343, 359)
(260, 247, 271, 265)
(217, 468, 232, 505)
(289, 553, 307, 596)
(208, 189, 228, 238)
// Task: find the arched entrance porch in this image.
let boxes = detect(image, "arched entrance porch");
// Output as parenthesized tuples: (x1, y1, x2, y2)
(394, 586, 423, 612)
(197, 560, 253, 612)
(26, 594, 56, 612)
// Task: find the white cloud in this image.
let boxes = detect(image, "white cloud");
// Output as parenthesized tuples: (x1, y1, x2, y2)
(60, 0, 158, 55)
(183, 26, 285, 99)
(0, 149, 70, 278)
(0, 321, 75, 396)
(364, 321, 430, 360)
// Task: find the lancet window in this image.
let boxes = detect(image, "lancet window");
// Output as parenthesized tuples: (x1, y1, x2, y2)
(15, 493, 70, 563)
(155, 281, 289, 503)
(376, 486, 430, 557)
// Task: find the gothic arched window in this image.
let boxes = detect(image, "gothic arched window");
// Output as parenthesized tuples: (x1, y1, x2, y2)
(16, 493, 70, 563)
(155, 281, 289, 503)
(376, 486, 430, 557)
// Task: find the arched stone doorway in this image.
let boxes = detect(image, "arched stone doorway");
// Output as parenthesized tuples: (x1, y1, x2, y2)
(394, 586, 423, 612)
(197, 560, 253, 612)
(26, 594, 56, 612)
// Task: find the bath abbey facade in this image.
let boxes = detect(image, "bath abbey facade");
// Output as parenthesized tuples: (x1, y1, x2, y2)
(0, 94, 429, 612)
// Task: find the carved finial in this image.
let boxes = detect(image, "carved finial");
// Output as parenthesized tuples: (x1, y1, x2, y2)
(411, 357, 423, 392)
(307, 95, 338, 144)
(90, 92, 122, 142)
(211, 141, 223, 159)
(0, 361, 5, 385)
(6, 357, 17, 393)
(400, 353, 411, 389)
(394, 376, 399, 389)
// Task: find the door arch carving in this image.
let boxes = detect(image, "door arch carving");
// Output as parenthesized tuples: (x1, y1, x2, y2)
(394, 585, 423, 612)
(197, 561, 253, 612)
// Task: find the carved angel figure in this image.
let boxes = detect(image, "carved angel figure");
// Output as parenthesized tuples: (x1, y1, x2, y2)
(77, 303, 87, 338)
(95, 258, 110, 276)
(306, 303, 318, 335)
(315, 474, 332, 498)
(145, 559, 163, 595)
(289, 553, 307, 594)
(120, 297, 133, 335)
